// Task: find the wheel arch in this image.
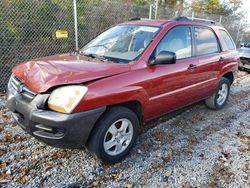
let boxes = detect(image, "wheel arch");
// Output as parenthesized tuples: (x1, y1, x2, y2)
(108, 100, 143, 124)
(222, 71, 234, 85)
(86, 100, 143, 146)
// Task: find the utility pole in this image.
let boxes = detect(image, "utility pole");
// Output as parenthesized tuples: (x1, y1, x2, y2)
(73, 0, 78, 51)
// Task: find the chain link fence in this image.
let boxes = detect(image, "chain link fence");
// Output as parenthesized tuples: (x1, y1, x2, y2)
(0, 0, 243, 92)
(76, 1, 149, 48)
(0, 0, 149, 92)
(1, 0, 74, 91)
(156, 6, 243, 44)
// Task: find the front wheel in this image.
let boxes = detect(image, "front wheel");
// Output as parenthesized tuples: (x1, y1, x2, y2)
(86, 106, 140, 163)
(205, 77, 230, 110)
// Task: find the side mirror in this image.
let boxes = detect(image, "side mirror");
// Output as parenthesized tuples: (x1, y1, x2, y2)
(240, 43, 244, 47)
(150, 51, 176, 65)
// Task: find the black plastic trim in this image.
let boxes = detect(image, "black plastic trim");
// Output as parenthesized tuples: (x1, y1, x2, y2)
(6, 81, 106, 148)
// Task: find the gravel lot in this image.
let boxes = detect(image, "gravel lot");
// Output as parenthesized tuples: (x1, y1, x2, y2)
(0, 71, 250, 188)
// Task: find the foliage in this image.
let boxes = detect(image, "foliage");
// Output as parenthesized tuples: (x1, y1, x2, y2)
(191, 0, 224, 14)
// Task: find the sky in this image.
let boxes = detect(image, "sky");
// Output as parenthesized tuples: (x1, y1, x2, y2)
(186, 0, 250, 29)
(221, 0, 250, 24)
(243, 0, 250, 23)
(187, 0, 250, 23)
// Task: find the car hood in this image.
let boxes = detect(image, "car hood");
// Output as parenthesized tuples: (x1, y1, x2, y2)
(238, 47, 250, 52)
(12, 53, 130, 93)
(238, 47, 250, 58)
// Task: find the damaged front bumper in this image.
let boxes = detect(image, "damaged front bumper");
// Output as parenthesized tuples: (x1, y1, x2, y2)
(5, 76, 106, 148)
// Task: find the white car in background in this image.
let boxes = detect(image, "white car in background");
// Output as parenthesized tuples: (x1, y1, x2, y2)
(238, 41, 250, 71)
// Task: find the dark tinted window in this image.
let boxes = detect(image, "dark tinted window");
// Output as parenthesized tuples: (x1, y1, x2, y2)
(156, 26, 192, 59)
(194, 27, 219, 56)
(220, 30, 235, 50)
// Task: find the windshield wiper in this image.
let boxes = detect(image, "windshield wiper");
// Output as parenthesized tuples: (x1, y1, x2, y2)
(82, 53, 123, 64)
(81, 53, 108, 62)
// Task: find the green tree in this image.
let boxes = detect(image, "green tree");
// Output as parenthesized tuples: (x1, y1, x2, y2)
(158, 0, 185, 16)
(207, 0, 220, 13)
(191, 0, 243, 15)
(191, 0, 220, 14)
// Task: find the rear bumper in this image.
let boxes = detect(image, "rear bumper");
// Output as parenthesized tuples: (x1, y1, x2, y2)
(6, 79, 106, 148)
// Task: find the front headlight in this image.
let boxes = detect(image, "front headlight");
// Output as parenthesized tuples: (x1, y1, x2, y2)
(48, 85, 88, 113)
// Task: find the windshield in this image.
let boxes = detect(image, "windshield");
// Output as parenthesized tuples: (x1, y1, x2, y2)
(80, 25, 160, 63)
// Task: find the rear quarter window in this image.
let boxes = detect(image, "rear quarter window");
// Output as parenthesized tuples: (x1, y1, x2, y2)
(219, 30, 235, 50)
(194, 27, 220, 56)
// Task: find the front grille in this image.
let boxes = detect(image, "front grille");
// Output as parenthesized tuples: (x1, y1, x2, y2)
(10, 75, 37, 101)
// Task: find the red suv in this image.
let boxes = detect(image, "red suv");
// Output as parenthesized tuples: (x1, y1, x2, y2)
(6, 17, 239, 163)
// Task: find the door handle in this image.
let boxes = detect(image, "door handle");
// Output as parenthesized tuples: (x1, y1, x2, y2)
(187, 64, 197, 70)
(219, 57, 225, 62)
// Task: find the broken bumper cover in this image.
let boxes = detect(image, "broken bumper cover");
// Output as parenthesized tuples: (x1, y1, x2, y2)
(6, 82, 106, 148)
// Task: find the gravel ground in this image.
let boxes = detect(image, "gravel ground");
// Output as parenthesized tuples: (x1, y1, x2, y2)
(0, 71, 250, 188)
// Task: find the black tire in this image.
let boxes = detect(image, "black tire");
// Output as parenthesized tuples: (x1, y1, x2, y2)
(205, 77, 230, 110)
(86, 106, 140, 163)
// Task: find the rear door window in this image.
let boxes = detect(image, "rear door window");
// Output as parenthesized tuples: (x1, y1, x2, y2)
(219, 30, 235, 50)
(194, 27, 220, 56)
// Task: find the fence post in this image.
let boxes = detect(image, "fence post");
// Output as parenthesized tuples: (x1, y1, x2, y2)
(149, 4, 152, 19)
(192, 12, 194, 19)
(73, 0, 79, 51)
(219, 16, 222, 24)
(154, 0, 158, 19)
(236, 20, 242, 46)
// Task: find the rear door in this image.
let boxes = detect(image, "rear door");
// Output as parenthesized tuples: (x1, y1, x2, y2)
(189, 26, 223, 99)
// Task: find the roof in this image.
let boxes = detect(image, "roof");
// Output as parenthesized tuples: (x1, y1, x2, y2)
(122, 17, 223, 28)
(122, 20, 170, 27)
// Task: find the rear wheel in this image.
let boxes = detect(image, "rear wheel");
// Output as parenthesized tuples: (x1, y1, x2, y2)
(205, 77, 230, 110)
(87, 106, 140, 163)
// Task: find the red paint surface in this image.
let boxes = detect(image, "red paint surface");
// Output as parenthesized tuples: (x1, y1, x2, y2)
(12, 20, 240, 123)
(13, 54, 130, 93)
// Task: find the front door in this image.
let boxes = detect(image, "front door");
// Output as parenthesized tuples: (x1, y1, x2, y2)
(144, 26, 200, 120)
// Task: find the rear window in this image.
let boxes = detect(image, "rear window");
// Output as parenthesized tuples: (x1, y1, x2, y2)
(219, 30, 235, 50)
(194, 27, 220, 56)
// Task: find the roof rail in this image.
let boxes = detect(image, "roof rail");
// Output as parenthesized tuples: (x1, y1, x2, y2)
(129, 17, 151, 21)
(174, 16, 219, 25)
(129, 17, 141, 21)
